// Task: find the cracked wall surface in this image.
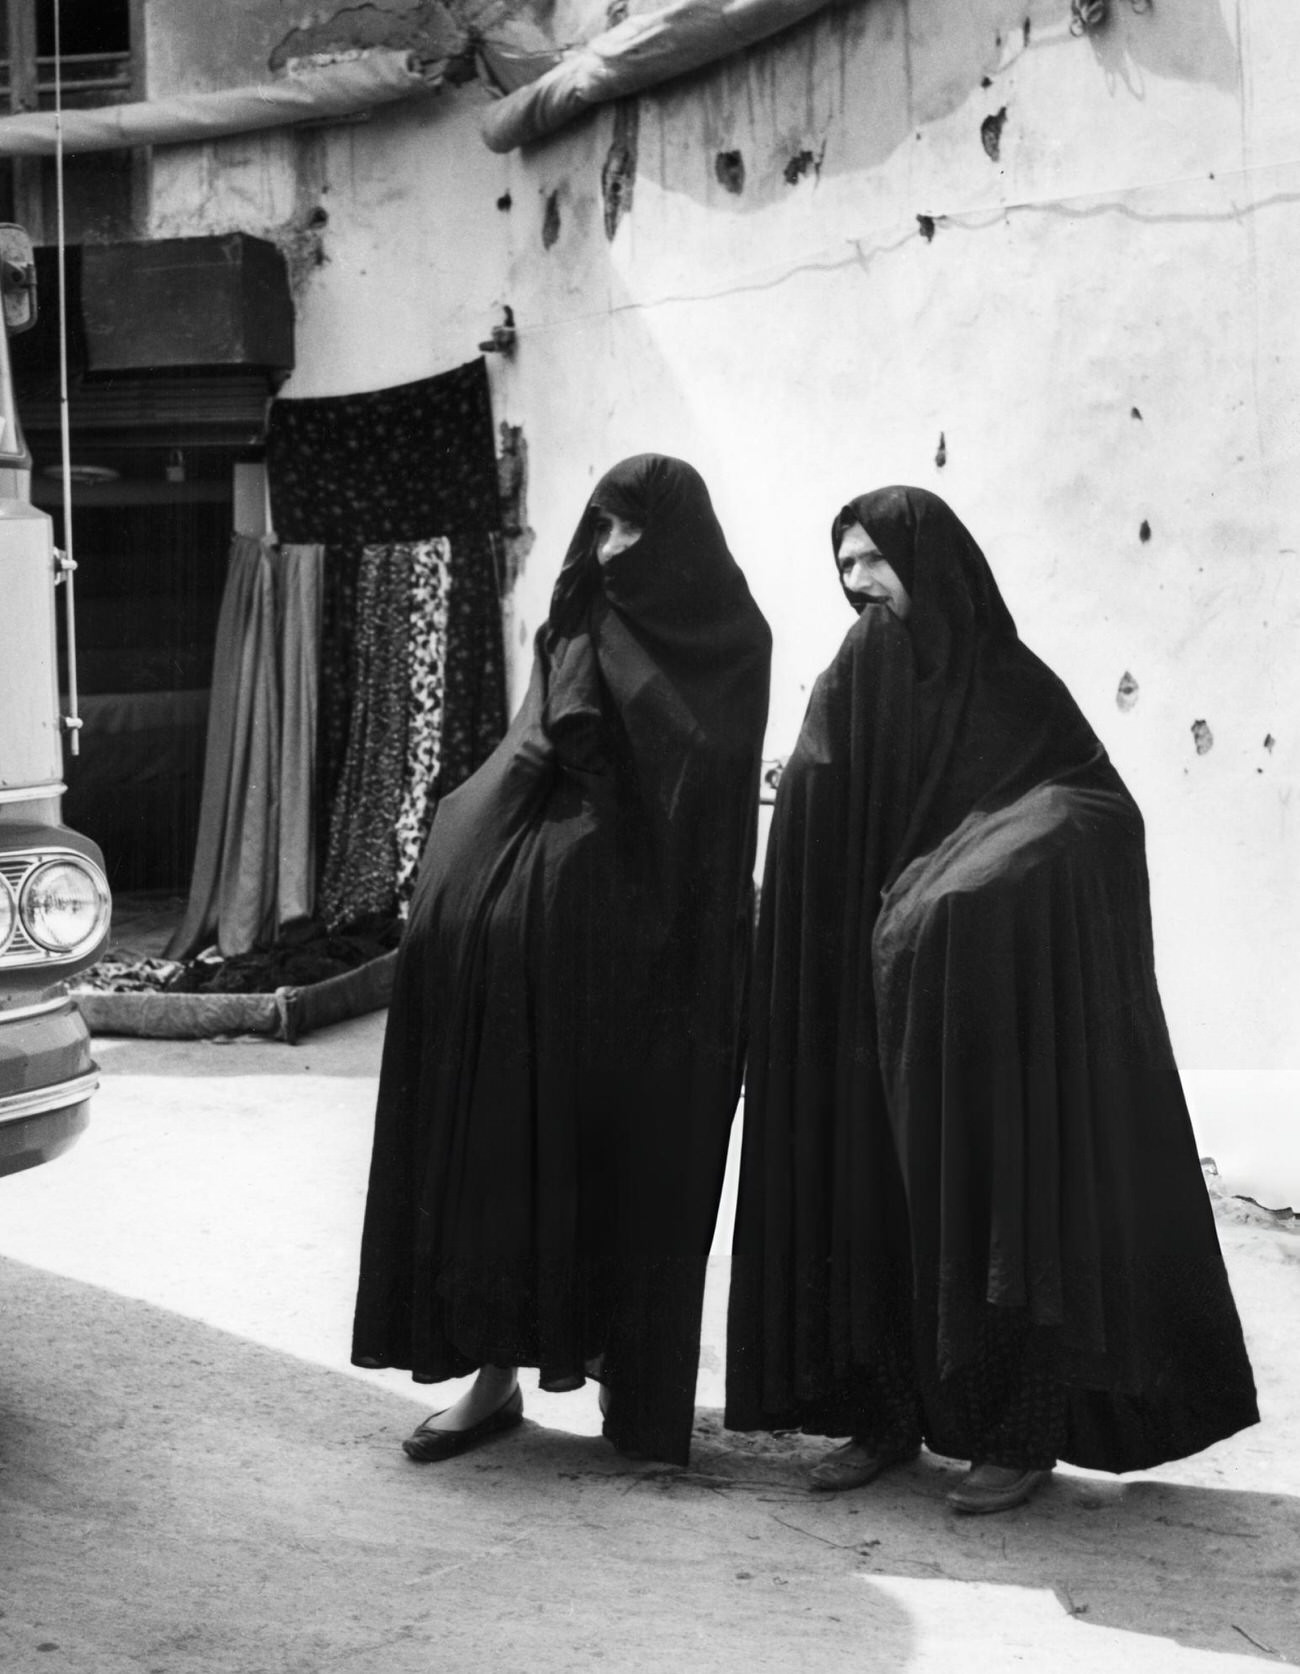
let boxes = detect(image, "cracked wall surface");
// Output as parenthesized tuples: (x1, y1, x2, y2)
(143, 0, 611, 99)
(269, 3, 470, 73)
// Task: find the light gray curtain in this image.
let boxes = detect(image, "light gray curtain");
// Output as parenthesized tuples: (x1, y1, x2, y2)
(168, 537, 324, 959)
(276, 543, 323, 927)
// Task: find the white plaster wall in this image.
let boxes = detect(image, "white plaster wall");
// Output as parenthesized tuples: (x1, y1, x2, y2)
(141, 0, 1299, 1200)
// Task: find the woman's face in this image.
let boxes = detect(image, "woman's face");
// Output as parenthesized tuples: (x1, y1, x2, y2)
(837, 522, 911, 619)
(594, 509, 644, 565)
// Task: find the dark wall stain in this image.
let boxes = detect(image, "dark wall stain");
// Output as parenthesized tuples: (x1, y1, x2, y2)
(497, 191, 513, 211)
(1139, 518, 1152, 542)
(715, 150, 745, 194)
(1264, 733, 1276, 752)
(1131, 405, 1143, 420)
(934, 432, 947, 468)
(1191, 719, 1214, 756)
(601, 102, 639, 241)
(980, 107, 1008, 162)
(497, 421, 527, 535)
(541, 189, 562, 249)
(916, 213, 936, 241)
(277, 197, 331, 291)
(1116, 670, 1139, 711)
(497, 421, 534, 592)
(783, 145, 824, 185)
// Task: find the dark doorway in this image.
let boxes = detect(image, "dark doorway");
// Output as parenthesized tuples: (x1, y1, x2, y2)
(47, 458, 234, 892)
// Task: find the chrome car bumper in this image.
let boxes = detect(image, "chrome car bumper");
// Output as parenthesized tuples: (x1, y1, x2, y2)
(0, 997, 98, 1178)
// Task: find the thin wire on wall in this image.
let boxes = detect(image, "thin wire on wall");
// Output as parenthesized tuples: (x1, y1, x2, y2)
(52, 0, 82, 757)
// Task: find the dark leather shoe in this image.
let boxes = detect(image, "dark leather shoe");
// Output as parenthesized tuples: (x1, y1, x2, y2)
(946, 1462, 1050, 1515)
(809, 1438, 921, 1492)
(402, 1385, 524, 1463)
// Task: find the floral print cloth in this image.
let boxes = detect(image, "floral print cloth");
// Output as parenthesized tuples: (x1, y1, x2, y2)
(396, 538, 452, 908)
(318, 545, 413, 930)
(265, 360, 501, 547)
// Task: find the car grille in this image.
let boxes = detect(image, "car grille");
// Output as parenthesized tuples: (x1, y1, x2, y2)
(0, 854, 48, 963)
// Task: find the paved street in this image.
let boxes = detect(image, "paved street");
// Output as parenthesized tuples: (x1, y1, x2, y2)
(0, 1011, 1296, 1672)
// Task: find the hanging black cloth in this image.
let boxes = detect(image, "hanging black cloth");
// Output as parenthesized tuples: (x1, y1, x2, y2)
(265, 360, 501, 543)
(726, 486, 1258, 1472)
(352, 456, 771, 1466)
(264, 359, 507, 848)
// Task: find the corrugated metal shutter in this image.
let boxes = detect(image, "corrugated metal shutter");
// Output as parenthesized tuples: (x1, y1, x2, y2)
(20, 373, 272, 448)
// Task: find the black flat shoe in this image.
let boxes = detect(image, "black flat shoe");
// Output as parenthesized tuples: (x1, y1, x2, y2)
(809, 1438, 921, 1492)
(946, 1462, 1051, 1515)
(401, 1385, 525, 1463)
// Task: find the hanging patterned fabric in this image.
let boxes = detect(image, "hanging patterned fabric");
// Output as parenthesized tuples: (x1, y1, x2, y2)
(389, 538, 451, 906)
(317, 546, 414, 931)
(265, 359, 508, 901)
(264, 361, 501, 545)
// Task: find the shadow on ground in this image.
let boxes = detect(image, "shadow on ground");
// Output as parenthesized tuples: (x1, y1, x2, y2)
(2, 1255, 1294, 1672)
(0, 1255, 910, 1674)
(685, 1416, 1297, 1664)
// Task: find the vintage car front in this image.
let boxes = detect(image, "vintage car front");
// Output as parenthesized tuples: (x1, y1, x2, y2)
(0, 826, 110, 1176)
(0, 223, 112, 1179)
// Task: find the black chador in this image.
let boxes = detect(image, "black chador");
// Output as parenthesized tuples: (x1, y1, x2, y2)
(727, 486, 1257, 1473)
(354, 456, 771, 1466)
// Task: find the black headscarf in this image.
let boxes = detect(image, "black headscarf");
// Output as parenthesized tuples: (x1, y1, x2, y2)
(549, 453, 746, 642)
(832, 486, 1106, 887)
(354, 455, 771, 1468)
(545, 454, 773, 916)
(832, 486, 1010, 630)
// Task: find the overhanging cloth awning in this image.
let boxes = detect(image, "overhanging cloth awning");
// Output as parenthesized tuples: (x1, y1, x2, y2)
(481, 0, 834, 153)
(0, 49, 440, 156)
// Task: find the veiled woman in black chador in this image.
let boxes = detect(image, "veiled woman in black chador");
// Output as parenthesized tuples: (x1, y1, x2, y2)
(353, 455, 771, 1468)
(726, 486, 1257, 1513)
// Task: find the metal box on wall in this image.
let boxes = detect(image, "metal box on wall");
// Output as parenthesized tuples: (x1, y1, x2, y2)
(79, 233, 293, 373)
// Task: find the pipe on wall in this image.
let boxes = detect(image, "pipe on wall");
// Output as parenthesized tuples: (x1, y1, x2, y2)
(480, 0, 834, 153)
(0, 49, 441, 157)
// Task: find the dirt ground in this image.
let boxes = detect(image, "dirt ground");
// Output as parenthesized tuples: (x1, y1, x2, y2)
(0, 1008, 1296, 1673)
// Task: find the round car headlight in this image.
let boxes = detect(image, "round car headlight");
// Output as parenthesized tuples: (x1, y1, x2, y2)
(0, 876, 15, 955)
(20, 857, 111, 956)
